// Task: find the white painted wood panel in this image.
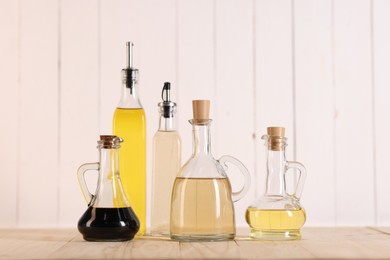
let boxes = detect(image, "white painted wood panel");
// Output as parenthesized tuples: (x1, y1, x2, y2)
(255, 0, 295, 198)
(294, 0, 335, 226)
(215, 0, 255, 227)
(0, 0, 19, 227)
(59, 0, 99, 227)
(176, 0, 216, 163)
(333, 0, 375, 225)
(18, 0, 59, 227)
(0, 0, 388, 228)
(373, 0, 390, 226)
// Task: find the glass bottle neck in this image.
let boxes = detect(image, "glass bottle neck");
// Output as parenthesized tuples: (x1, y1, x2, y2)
(99, 148, 119, 180)
(159, 115, 176, 131)
(265, 149, 287, 196)
(191, 121, 212, 156)
(117, 83, 143, 108)
(94, 147, 129, 208)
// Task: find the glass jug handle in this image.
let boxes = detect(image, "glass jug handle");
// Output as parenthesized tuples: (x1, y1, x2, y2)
(77, 162, 99, 206)
(285, 161, 307, 200)
(218, 155, 251, 202)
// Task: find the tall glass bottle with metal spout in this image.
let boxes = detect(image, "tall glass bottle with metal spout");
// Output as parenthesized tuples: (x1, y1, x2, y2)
(113, 42, 146, 235)
(151, 82, 182, 236)
(246, 127, 307, 240)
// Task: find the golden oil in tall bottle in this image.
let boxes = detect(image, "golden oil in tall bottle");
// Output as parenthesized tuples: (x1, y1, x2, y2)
(112, 42, 146, 235)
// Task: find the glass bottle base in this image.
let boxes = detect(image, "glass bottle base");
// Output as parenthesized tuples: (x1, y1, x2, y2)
(249, 229, 301, 240)
(171, 233, 235, 242)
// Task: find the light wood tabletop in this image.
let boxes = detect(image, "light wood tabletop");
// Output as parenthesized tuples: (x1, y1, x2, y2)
(1, 227, 390, 259)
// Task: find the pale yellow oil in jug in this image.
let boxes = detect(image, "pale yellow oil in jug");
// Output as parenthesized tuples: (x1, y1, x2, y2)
(245, 208, 306, 240)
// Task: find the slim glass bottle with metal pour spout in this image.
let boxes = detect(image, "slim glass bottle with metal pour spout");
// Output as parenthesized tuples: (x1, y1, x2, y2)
(151, 82, 182, 236)
(170, 100, 251, 241)
(113, 42, 146, 235)
(246, 127, 307, 240)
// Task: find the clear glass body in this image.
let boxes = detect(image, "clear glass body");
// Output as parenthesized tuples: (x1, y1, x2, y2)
(112, 70, 146, 235)
(246, 135, 307, 240)
(77, 138, 140, 241)
(170, 120, 250, 241)
(150, 111, 182, 236)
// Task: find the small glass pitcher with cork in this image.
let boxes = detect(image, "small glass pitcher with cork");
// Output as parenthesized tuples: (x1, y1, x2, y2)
(245, 127, 307, 240)
(77, 135, 140, 241)
(170, 100, 251, 241)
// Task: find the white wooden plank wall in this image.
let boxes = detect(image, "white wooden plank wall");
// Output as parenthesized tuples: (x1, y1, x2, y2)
(0, 0, 389, 228)
(19, 0, 59, 227)
(294, 0, 335, 226)
(373, 0, 390, 226)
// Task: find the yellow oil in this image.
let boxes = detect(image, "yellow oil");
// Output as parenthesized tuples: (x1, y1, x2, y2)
(245, 208, 306, 240)
(170, 177, 235, 241)
(113, 108, 146, 235)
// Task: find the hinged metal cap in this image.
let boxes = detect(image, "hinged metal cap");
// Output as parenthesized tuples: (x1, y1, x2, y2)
(158, 82, 177, 118)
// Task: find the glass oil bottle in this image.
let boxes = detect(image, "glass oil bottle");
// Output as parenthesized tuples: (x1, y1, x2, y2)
(150, 82, 182, 236)
(77, 135, 140, 241)
(170, 100, 251, 241)
(112, 42, 146, 235)
(246, 127, 307, 240)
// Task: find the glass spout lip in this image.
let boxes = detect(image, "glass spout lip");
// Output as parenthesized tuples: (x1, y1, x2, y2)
(189, 119, 213, 126)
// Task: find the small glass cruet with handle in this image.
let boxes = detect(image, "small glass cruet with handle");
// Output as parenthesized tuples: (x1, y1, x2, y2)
(77, 135, 140, 241)
(245, 127, 307, 240)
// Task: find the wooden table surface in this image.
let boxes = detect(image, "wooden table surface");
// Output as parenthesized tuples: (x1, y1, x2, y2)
(1, 227, 390, 259)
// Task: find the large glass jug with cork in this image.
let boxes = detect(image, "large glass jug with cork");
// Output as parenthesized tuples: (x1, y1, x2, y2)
(170, 100, 251, 241)
(245, 127, 307, 240)
(77, 135, 140, 241)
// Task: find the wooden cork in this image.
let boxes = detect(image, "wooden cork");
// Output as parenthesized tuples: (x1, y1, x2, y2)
(192, 100, 210, 124)
(267, 127, 285, 137)
(266, 127, 286, 151)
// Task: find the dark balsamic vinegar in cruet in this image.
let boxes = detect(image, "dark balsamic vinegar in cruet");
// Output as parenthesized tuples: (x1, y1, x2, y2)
(77, 135, 140, 242)
(78, 207, 139, 241)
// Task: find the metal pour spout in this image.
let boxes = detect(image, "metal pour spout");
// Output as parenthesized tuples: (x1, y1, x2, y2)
(126, 42, 134, 68)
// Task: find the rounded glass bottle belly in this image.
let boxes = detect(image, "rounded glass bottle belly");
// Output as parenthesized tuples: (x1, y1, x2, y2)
(170, 177, 235, 241)
(245, 196, 306, 240)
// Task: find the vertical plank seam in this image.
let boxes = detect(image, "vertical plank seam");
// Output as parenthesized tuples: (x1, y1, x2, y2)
(233, 240, 246, 260)
(331, 0, 338, 226)
(179, 241, 183, 259)
(291, 0, 297, 163)
(213, 0, 218, 156)
(174, 0, 180, 131)
(290, 0, 298, 191)
(252, 0, 258, 198)
(16, 0, 22, 227)
(98, 0, 101, 133)
(57, 0, 62, 226)
(370, 0, 378, 226)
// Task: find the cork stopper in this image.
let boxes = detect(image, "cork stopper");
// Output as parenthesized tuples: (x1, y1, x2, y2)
(98, 135, 123, 149)
(264, 127, 286, 151)
(192, 100, 210, 124)
(267, 127, 285, 137)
